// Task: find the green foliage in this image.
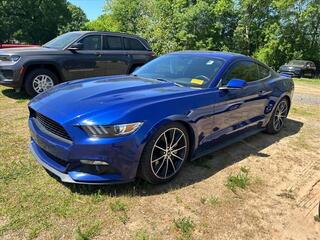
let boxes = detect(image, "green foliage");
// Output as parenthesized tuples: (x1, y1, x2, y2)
(59, 3, 88, 34)
(226, 167, 250, 192)
(174, 216, 194, 239)
(200, 195, 219, 205)
(75, 222, 101, 240)
(83, 0, 320, 69)
(1, 0, 319, 69)
(109, 199, 127, 212)
(0, 0, 87, 44)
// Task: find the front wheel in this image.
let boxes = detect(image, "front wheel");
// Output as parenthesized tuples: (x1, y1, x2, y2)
(139, 123, 190, 184)
(265, 98, 289, 134)
(24, 69, 58, 97)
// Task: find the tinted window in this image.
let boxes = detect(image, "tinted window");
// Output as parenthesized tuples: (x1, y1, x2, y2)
(124, 38, 146, 50)
(223, 61, 259, 84)
(103, 36, 123, 50)
(134, 54, 224, 88)
(258, 65, 270, 79)
(79, 35, 101, 50)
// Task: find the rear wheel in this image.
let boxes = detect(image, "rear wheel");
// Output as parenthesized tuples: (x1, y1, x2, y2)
(265, 98, 289, 134)
(24, 69, 58, 97)
(139, 123, 190, 184)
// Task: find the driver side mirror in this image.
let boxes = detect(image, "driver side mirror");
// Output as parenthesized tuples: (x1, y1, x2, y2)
(68, 42, 83, 51)
(219, 79, 247, 90)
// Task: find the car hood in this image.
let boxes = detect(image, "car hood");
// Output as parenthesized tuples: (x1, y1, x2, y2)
(0, 47, 61, 56)
(29, 75, 196, 124)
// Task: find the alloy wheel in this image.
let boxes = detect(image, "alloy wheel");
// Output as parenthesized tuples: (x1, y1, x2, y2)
(273, 100, 288, 131)
(150, 128, 187, 179)
(32, 74, 54, 93)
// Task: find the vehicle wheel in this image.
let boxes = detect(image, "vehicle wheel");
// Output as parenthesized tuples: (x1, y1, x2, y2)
(139, 122, 190, 184)
(24, 69, 58, 97)
(310, 72, 316, 79)
(265, 98, 289, 134)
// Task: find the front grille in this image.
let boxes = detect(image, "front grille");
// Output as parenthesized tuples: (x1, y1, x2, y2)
(35, 112, 72, 141)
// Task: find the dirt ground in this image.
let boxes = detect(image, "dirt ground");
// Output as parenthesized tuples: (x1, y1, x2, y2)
(0, 79, 319, 240)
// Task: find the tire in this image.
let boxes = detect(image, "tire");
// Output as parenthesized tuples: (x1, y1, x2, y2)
(24, 69, 58, 97)
(139, 122, 190, 184)
(265, 98, 289, 134)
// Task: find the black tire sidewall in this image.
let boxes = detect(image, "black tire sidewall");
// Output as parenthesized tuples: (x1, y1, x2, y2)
(139, 122, 190, 184)
(24, 69, 58, 97)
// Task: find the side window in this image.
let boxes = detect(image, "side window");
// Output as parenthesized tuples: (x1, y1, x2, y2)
(124, 38, 146, 50)
(258, 64, 270, 79)
(79, 35, 101, 50)
(223, 61, 259, 85)
(103, 36, 123, 50)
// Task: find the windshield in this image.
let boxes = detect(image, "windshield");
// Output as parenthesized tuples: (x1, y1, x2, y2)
(288, 60, 307, 66)
(133, 54, 224, 88)
(43, 32, 82, 49)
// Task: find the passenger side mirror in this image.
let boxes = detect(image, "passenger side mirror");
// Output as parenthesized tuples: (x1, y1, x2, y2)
(68, 42, 83, 51)
(219, 79, 247, 90)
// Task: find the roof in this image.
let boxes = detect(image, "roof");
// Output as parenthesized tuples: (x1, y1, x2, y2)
(69, 31, 145, 39)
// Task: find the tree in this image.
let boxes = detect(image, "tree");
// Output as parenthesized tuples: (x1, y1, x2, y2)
(0, 0, 70, 44)
(59, 3, 88, 34)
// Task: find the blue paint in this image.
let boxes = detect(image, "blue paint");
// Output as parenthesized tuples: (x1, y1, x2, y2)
(28, 51, 294, 184)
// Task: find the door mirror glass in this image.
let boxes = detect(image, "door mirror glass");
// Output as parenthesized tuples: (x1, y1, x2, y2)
(219, 79, 247, 90)
(68, 42, 83, 51)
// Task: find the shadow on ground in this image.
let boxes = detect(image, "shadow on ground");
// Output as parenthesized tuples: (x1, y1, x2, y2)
(1, 88, 30, 100)
(63, 118, 303, 196)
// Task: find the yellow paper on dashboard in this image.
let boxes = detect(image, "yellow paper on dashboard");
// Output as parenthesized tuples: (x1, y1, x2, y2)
(191, 79, 204, 85)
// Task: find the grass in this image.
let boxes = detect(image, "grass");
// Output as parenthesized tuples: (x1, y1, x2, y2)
(109, 199, 129, 224)
(0, 79, 319, 239)
(200, 195, 219, 205)
(293, 77, 320, 85)
(134, 229, 150, 240)
(174, 217, 194, 239)
(75, 222, 101, 240)
(225, 167, 250, 193)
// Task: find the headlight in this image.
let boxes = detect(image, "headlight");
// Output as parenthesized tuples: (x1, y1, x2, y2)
(10, 55, 21, 62)
(0, 55, 20, 62)
(81, 122, 143, 137)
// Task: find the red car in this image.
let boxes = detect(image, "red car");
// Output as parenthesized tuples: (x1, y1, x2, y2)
(0, 44, 38, 49)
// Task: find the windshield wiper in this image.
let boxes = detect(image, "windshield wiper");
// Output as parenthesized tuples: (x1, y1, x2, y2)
(156, 78, 183, 87)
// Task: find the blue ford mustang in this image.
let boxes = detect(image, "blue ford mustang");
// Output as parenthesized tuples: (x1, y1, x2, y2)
(28, 51, 294, 184)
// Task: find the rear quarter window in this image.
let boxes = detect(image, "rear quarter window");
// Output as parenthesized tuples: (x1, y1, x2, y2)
(124, 38, 146, 50)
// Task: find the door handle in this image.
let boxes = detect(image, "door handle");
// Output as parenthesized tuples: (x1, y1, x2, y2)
(259, 90, 268, 96)
(95, 52, 102, 57)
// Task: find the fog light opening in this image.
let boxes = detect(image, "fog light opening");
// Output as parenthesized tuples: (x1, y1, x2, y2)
(80, 160, 109, 166)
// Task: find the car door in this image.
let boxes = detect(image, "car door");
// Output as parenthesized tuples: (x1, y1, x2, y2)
(211, 60, 271, 140)
(100, 35, 130, 75)
(64, 35, 105, 80)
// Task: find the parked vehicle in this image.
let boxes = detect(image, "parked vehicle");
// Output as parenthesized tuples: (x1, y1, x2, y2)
(278, 60, 316, 78)
(0, 44, 39, 49)
(0, 31, 154, 97)
(28, 51, 294, 185)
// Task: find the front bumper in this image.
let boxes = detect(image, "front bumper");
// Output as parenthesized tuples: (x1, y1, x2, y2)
(29, 117, 142, 185)
(0, 64, 23, 88)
